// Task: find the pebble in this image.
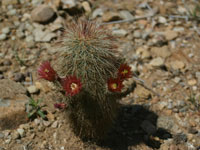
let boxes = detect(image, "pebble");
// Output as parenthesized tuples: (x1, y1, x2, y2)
(170, 60, 185, 70)
(25, 35, 34, 43)
(0, 34, 7, 41)
(17, 128, 25, 138)
(0, 74, 4, 79)
(34, 118, 42, 126)
(43, 120, 51, 127)
(1, 27, 10, 34)
(149, 57, 165, 67)
(2, 0, 19, 5)
(164, 30, 178, 41)
(133, 30, 142, 38)
(11, 131, 20, 140)
(33, 28, 56, 42)
(173, 133, 187, 144)
(157, 116, 175, 131)
(0, 132, 4, 138)
(7, 9, 17, 15)
(82, 1, 91, 13)
(3, 60, 12, 66)
(151, 46, 171, 58)
(119, 10, 134, 20)
(112, 29, 128, 37)
(51, 121, 58, 128)
(31, 5, 55, 24)
(16, 30, 25, 39)
(195, 72, 200, 83)
(92, 8, 103, 19)
(173, 77, 181, 83)
(188, 79, 197, 86)
(27, 85, 39, 94)
(13, 73, 25, 82)
(158, 16, 167, 24)
(61, 0, 76, 8)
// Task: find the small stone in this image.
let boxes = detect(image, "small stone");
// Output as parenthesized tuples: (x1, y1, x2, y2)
(61, 0, 76, 8)
(92, 8, 103, 19)
(14, 73, 25, 82)
(0, 34, 7, 41)
(170, 60, 185, 70)
(0, 74, 4, 79)
(188, 127, 198, 134)
(151, 46, 171, 58)
(195, 72, 200, 83)
(25, 35, 34, 43)
(112, 29, 128, 37)
(173, 77, 181, 83)
(7, 9, 17, 16)
(2, 0, 18, 5)
(3, 60, 12, 66)
(188, 79, 197, 86)
(119, 10, 134, 20)
(141, 120, 157, 135)
(5, 138, 11, 144)
(136, 47, 151, 59)
(133, 30, 142, 38)
(12, 131, 20, 140)
(31, 5, 55, 24)
(173, 133, 187, 144)
(157, 116, 175, 131)
(16, 30, 25, 39)
(43, 121, 51, 127)
(158, 16, 167, 24)
(82, 1, 91, 13)
(150, 57, 165, 67)
(0, 132, 4, 138)
(34, 118, 41, 126)
(17, 128, 25, 138)
(164, 30, 178, 41)
(1, 27, 10, 34)
(42, 32, 57, 42)
(33, 29, 56, 42)
(102, 12, 122, 22)
(51, 121, 58, 128)
(27, 85, 39, 94)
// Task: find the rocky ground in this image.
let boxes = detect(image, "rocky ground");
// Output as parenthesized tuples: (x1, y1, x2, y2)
(0, 0, 200, 150)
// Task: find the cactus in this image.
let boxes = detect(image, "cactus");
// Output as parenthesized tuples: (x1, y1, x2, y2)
(38, 20, 135, 141)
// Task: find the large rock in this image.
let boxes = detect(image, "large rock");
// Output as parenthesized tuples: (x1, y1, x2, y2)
(31, 5, 56, 24)
(0, 79, 28, 130)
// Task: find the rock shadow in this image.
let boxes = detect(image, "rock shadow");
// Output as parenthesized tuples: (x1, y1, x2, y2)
(97, 104, 172, 150)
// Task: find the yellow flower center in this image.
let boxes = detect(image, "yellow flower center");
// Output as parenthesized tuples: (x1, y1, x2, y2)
(111, 83, 118, 89)
(122, 69, 128, 75)
(71, 83, 78, 91)
(44, 69, 49, 73)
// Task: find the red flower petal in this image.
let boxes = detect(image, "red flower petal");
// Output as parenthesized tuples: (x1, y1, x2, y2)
(62, 76, 82, 96)
(38, 61, 57, 81)
(118, 64, 132, 80)
(107, 78, 123, 92)
(54, 103, 66, 109)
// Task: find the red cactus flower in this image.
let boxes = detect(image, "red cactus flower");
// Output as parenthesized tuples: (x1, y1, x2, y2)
(38, 61, 57, 81)
(118, 64, 132, 80)
(54, 103, 66, 109)
(62, 76, 82, 96)
(107, 78, 123, 92)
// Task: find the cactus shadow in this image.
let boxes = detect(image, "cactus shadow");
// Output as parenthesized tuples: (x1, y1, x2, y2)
(98, 104, 172, 150)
